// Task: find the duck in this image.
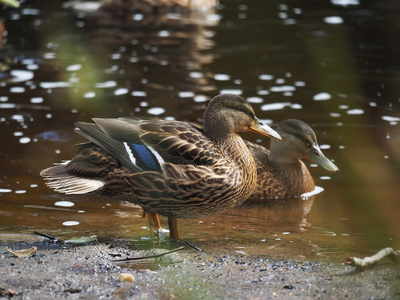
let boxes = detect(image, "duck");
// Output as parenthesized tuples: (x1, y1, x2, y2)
(40, 93, 282, 240)
(244, 119, 339, 200)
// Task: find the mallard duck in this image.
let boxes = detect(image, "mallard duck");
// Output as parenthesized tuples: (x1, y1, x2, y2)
(245, 119, 339, 199)
(41, 94, 281, 240)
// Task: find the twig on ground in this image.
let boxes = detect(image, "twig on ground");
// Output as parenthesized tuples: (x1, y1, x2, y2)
(111, 246, 185, 262)
(184, 240, 204, 252)
(345, 247, 400, 270)
(34, 231, 58, 241)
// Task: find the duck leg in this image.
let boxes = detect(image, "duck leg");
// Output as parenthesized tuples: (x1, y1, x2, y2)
(168, 217, 179, 241)
(151, 213, 162, 232)
(146, 211, 162, 235)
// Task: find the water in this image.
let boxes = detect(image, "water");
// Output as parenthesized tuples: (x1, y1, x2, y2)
(0, 0, 399, 262)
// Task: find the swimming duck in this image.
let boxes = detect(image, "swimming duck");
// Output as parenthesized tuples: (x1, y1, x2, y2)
(245, 119, 339, 199)
(41, 94, 281, 240)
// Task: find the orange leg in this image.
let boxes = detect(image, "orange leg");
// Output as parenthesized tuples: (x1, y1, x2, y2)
(146, 211, 156, 235)
(151, 213, 162, 232)
(168, 217, 179, 241)
(145, 211, 162, 235)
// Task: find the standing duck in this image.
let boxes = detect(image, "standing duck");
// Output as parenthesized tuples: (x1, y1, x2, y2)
(41, 94, 281, 240)
(245, 119, 339, 199)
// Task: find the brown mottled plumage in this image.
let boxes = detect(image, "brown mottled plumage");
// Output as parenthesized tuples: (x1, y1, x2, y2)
(40, 94, 281, 240)
(245, 119, 339, 200)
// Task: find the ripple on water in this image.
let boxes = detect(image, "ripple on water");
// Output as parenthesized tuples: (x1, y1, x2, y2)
(259, 74, 274, 81)
(382, 116, 400, 123)
(30, 97, 44, 103)
(300, 186, 324, 198)
(346, 109, 364, 115)
(324, 16, 344, 24)
(257, 90, 269, 95)
(95, 81, 117, 88)
(313, 92, 331, 101)
(331, 0, 360, 6)
(147, 107, 165, 115)
(55, 201, 75, 208)
(19, 137, 31, 144)
(113, 88, 129, 96)
(132, 91, 147, 97)
(189, 72, 203, 78)
(219, 89, 242, 95)
(63, 221, 80, 226)
(66, 64, 82, 71)
(214, 74, 230, 81)
(10, 70, 34, 82)
(247, 97, 263, 103)
(84, 92, 96, 98)
(10, 87, 25, 93)
(178, 91, 195, 98)
(194, 95, 208, 102)
(261, 102, 291, 111)
(270, 85, 296, 92)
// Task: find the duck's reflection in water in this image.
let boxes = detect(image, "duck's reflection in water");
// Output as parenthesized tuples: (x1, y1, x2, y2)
(65, 0, 219, 95)
(227, 196, 315, 232)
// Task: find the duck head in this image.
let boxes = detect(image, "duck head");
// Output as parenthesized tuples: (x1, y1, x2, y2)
(203, 94, 282, 141)
(270, 119, 339, 172)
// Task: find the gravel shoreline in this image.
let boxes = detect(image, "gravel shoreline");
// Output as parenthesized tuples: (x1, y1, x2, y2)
(1, 241, 399, 299)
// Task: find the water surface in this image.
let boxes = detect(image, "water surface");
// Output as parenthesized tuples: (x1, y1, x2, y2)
(0, 0, 399, 262)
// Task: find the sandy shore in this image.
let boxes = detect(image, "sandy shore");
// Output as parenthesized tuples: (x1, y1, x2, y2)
(1, 241, 399, 299)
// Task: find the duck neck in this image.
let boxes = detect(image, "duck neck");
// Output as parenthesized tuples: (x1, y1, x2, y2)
(269, 157, 315, 196)
(215, 134, 257, 200)
(204, 120, 233, 140)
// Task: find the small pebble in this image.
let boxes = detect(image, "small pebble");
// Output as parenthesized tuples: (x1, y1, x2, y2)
(118, 273, 135, 282)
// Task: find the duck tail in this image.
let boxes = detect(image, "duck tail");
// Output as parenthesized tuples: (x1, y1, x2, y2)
(40, 163, 105, 194)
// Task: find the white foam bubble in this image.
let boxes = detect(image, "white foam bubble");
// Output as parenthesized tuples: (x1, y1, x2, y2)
(314, 92, 331, 101)
(247, 97, 263, 103)
(63, 221, 79, 226)
(261, 102, 291, 111)
(19, 137, 31, 144)
(11, 70, 34, 82)
(30, 97, 44, 103)
(132, 91, 147, 97)
(147, 107, 165, 115)
(324, 16, 344, 24)
(66, 64, 82, 71)
(347, 109, 364, 115)
(55, 201, 75, 207)
(95, 81, 117, 88)
(214, 74, 230, 81)
(259, 74, 274, 80)
(179, 91, 195, 98)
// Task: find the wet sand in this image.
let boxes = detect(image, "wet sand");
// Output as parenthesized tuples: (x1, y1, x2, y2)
(1, 241, 399, 299)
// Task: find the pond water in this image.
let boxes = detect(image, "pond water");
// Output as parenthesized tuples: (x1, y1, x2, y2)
(0, 0, 399, 263)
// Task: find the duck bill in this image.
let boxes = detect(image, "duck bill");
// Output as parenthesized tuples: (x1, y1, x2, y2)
(248, 118, 282, 140)
(306, 143, 340, 172)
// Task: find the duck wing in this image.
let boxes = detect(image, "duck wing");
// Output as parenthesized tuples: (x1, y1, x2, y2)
(75, 118, 223, 174)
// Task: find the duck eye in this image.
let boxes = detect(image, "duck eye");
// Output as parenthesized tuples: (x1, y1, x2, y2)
(306, 142, 311, 148)
(238, 106, 244, 112)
